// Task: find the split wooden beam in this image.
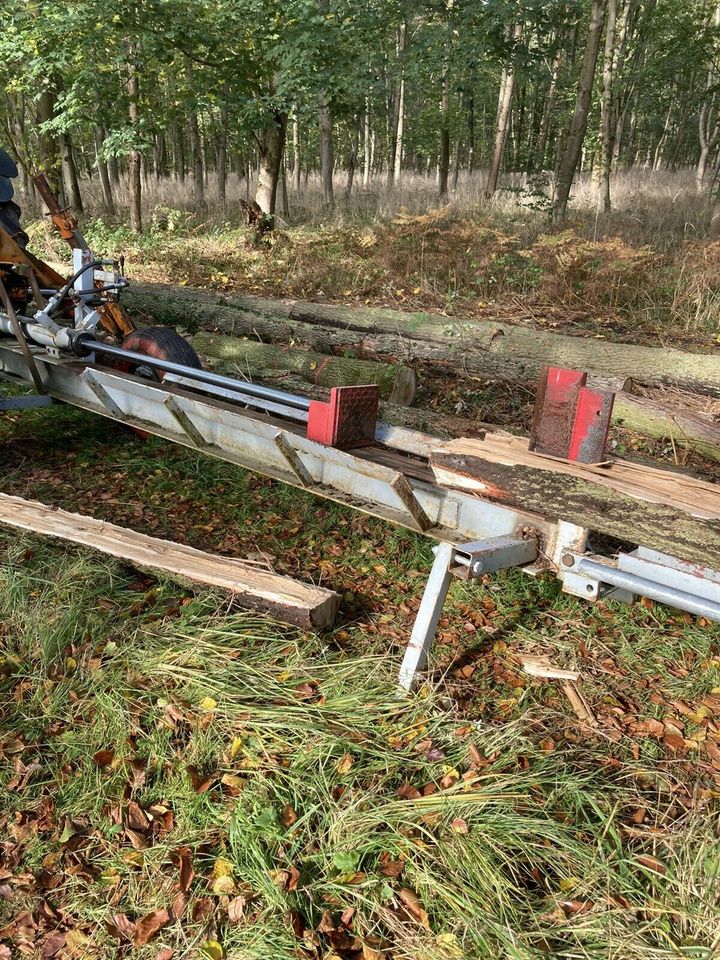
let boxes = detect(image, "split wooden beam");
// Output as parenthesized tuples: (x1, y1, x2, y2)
(430, 434, 720, 568)
(0, 493, 339, 630)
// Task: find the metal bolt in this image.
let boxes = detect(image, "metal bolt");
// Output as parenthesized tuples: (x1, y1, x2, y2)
(561, 553, 575, 568)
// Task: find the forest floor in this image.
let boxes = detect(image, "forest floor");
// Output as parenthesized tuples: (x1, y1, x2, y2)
(2, 194, 720, 959)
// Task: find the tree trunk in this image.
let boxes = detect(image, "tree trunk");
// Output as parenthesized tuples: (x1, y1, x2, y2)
(36, 90, 62, 203)
(346, 115, 360, 198)
(94, 127, 115, 215)
(60, 134, 83, 214)
(255, 111, 287, 215)
(127, 50, 142, 234)
(598, 0, 617, 211)
(185, 58, 206, 214)
(438, 75, 451, 200)
(363, 99, 372, 186)
(485, 24, 522, 199)
(124, 284, 720, 396)
(431, 435, 720, 569)
(552, 0, 607, 223)
(191, 331, 417, 404)
(292, 109, 301, 192)
(218, 93, 229, 213)
(318, 89, 334, 208)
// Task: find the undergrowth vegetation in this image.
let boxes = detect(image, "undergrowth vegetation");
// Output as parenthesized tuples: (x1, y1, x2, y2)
(26, 171, 720, 341)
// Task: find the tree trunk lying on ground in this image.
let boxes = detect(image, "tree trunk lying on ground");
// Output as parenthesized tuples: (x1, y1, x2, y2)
(430, 434, 720, 569)
(0, 493, 339, 629)
(188, 318, 720, 462)
(612, 393, 720, 464)
(125, 283, 720, 395)
(190, 331, 417, 405)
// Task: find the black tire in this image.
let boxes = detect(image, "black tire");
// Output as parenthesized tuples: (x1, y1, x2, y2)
(117, 326, 202, 379)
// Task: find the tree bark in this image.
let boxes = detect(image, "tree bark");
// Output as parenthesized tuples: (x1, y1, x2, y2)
(123, 284, 720, 396)
(318, 89, 335, 208)
(127, 50, 142, 234)
(191, 331, 417, 404)
(185, 58, 206, 214)
(598, 0, 617, 211)
(217, 90, 229, 211)
(36, 90, 62, 203)
(94, 127, 115, 214)
(255, 111, 287, 215)
(552, 0, 607, 223)
(485, 24, 522, 199)
(60, 134, 83, 214)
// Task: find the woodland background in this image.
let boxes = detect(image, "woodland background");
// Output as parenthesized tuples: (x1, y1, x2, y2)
(2, 0, 720, 233)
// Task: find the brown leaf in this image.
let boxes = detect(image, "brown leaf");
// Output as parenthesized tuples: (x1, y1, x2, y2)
(397, 782, 421, 800)
(227, 896, 246, 924)
(92, 749, 114, 768)
(287, 864, 300, 891)
(187, 765, 214, 794)
(110, 913, 136, 941)
(155, 950, 174, 960)
(192, 897, 214, 922)
(133, 908, 171, 947)
(172, 847, 194, 893)
(559, 899, 593, 914)
(282, 804, 298, 827)
(451, 817, 469, 834)
(41, 932, 66, 958)
(397, 888, 430, 929)
(125, 827, 149, 850)
(378, 854, 405, 878)
(636, 855, 666, 875)
(125, 801, 150, 832)
(634, 718, 664, 738)
(317, 909, 336, 933)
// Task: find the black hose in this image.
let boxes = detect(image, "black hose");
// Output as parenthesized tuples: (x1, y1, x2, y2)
(48, 260, 104, 315)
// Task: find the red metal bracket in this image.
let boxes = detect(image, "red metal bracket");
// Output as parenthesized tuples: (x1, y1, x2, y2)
(530, 366, 615, 463)
(306, 385, 379, 449)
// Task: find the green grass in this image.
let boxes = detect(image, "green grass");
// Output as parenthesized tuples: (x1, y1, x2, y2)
(1, 392, 720, 958)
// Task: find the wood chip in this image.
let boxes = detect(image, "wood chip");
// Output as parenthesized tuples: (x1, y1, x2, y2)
(520, 655, 580, 681)
(561, 681, 597, 727)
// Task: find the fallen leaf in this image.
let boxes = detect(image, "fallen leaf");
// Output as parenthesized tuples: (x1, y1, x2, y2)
(636, 855, 666, 875)
(227, 896, 246, 924)
(378, 854, 404, 878)
(172, 847, 194, 893)
(336, 753, 354, 774)
(92, 749, 114, 767)
(398, 888, 430, 929)
(199, 940, 224, 959)
(559, 899, 593, 914)
(283, 804, 298, 827)
(110, 913, 137, 941)
(155, 950, 174, 960)
(450, 817, 469, 834)
(134, 909, 170, 946)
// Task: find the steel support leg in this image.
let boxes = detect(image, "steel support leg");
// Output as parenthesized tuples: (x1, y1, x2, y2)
(398, 541, 456, 691)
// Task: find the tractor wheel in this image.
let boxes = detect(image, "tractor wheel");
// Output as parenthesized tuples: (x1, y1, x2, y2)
(116, 326, 202, 440)
(117, 326, 202, 380)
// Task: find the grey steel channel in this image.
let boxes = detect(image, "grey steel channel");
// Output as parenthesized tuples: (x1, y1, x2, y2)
(0, 341, 553, 548)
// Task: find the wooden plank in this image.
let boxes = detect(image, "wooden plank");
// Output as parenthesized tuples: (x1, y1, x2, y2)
(430, 434, 720, 568)
(0, 493, 339, 630)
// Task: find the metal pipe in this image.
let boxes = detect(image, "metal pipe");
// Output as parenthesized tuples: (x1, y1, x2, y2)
(576, 557, 720, 623)
(84, 340, 313, 412)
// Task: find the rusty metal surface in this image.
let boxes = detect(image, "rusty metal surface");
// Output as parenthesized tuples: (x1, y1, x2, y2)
(569, 387, 615, 463)
(530, 366, 586, 458)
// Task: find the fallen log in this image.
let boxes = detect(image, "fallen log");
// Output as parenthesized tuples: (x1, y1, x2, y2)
(0, 493, 339, 629)
(195, 331, 720, 466)
(191, 331, 417, 405)
(125, 283, 720, 395)
(430, 434, 720, 568)
(613, 393, 720, 464)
